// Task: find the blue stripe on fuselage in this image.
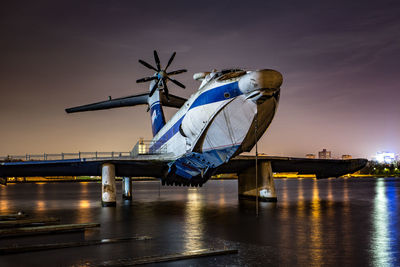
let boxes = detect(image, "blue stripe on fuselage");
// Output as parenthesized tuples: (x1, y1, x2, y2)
(150, 116, 184, 152)
(150, 101, 166, 136)
(189, 82, 241, 110)
(150, 81, 242, 152)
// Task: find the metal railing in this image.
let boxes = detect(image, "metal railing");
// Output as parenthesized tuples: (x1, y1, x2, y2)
(131, 139, 167, 157)
(0, 151, 131, 162)
(1, 139, 167, 162)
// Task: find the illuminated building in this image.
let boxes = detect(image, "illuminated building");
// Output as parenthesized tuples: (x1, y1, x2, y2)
(306, 154, 316, 159)
(318, 149, 331, 159)
(374, 152, 395, 164)
(342, 155, 352, 160)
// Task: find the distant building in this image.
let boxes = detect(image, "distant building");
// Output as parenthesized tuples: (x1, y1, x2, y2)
(318, 149, 331, 159)
(306, 154, 316, 159)
(342, 154, 352, 160)
(374, 151, 395, 164)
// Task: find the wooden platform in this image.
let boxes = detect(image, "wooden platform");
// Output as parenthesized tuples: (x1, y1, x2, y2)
(0, 217, 59, 228)
(0, 213, 27, 221)
(0, 236, 151, 254)
(98, 248, 239, 266)
(0, 223, 100, 238)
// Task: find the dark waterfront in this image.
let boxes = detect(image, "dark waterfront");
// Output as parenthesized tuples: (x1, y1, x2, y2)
(0, 178, 399, 266)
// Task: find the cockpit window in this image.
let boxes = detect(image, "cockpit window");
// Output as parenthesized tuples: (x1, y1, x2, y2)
(217, 70, 246, 81)
(199, 69, 245, 89)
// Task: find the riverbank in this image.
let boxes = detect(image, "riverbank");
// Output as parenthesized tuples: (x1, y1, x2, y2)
(4, 174, 400, 184)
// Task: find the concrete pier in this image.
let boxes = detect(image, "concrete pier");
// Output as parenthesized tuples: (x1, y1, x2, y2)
(238, 161, 277, 202)
(122, 177, 132, 200)
(101, 163, 116, 207)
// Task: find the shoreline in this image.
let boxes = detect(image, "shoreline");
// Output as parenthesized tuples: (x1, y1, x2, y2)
(3, 175, 400, 184)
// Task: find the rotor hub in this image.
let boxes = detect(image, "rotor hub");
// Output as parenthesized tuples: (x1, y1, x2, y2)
(136, 50, 187, 101)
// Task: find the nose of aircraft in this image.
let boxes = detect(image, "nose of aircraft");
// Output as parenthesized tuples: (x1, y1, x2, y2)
(238, 69, 283, 94)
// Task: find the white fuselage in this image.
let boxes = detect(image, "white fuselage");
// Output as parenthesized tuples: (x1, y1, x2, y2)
(149, 69, 282, 161)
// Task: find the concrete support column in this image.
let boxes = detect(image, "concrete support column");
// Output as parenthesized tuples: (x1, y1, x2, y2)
(238, 161, 277, 202)
(122, 177, 132, 200)
(102, 163, 116, 207)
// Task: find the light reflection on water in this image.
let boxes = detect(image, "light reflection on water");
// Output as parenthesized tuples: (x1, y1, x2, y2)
(0, 185, 8, 212)
(327, 178, 334, 205)
(371, 178, 397, 266)
(295, 179, 307, 264)
(184, 188, 205, 251)
(280, 179, 289, 216)
(279, 178, 360, 266)
(0, 179, 399, 266)
(310, 179, 322, 266)
(36, 182, 46, 212)
(278, 179, 290, 262)
(36, 200, 46, 211)
(77, 182, 95, 224)
(343, 179, 353, 262)
(297, 179, 305, 212)
(79, 200, 91, 209)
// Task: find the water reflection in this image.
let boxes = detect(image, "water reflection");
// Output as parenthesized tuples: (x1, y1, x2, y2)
(0, 199, 9, 213)
(0, 178, 399, 266)
(80, 182, 89, 194)
(280, 179, 289, 217)
(327, 178, 334, 205)
(77, 182, 93, 224)
(79, 200, 91, 209)
(297, 179, 305, 215)
(278, 179, 290, 261)
(34, 182, 46, 212)
(0, 185, 9, 212)
(184, 189, 205, 251)
(295, 179, 307, 264)
(326, 179, 334, 220)
(36, 200, 46, 211)
(218, 192, 226, 206)
(371, 178, 396, 266)
(341, 179, 352, 262)
(310, 179, 322, 266)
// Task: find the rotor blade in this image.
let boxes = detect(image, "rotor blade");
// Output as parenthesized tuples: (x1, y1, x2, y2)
(149, 79, 159, 97)
(165, 52, 176, 71)
(167, 77, 186, 89)
(167, 69, 187, 76)
(65, 93, 148, 113)
(163, 81, 170, 101)
(136, 76, 158, 83)
(153, 50, 161, 71)
(138, 60, 158, 72)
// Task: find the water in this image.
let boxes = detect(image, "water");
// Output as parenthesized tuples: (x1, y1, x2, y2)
(0, 178, 399, 266)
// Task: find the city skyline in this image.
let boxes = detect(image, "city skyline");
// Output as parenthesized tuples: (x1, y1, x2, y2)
(1, 0, 399, 159)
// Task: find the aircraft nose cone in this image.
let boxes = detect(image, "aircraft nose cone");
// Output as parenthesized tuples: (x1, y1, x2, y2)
(238, 69, 283, 94)
(260, 69, 283, 89)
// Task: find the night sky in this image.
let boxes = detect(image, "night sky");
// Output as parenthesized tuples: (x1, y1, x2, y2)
(1, 0, 399, 159)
